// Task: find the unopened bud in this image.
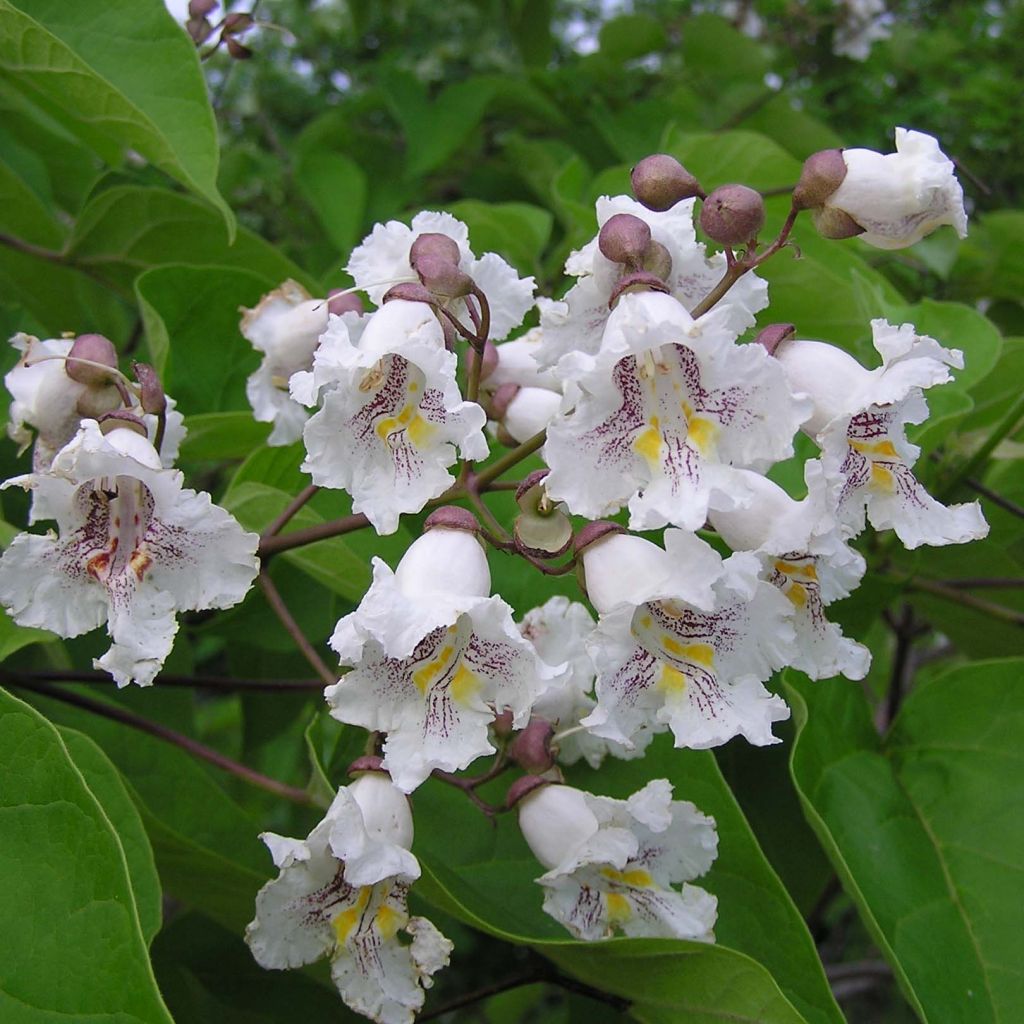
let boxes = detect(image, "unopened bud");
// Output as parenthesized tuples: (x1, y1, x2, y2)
(486, 382, 520, 422)
(792, 149, 847, 211)
(226, 38, 252, 59)
(506, 774, 550, 810)
(327, 289, 365, 316)
(76, 385, 122, 421)
(641, 239, 673, 281)
(811, 206, 866, 240)
(347, 754, 386, 776)
(598, 213, 652, 266)
(186, 15, 214, 43)
(383, 282, 435, 305)
(492, 708, 515, 738)
(631, 154, 703, 211)
(415, 256, 474, 299)
(753, 323, 796, 357)
(222, 11, 253, 33)
(133, 363, 166, 415)
(700, 184, 766, 246)
(66, 333, 118, 386)
(98, 411, 147, 437)
(509, 718, 555, 774)
(409, 232, 461, 269)
(423, 505, 480, 535)
(188, 0, 217, 17)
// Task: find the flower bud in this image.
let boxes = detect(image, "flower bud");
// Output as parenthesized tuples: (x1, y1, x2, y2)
(811, 206, 866, 240)
(188, 0, 217, 16)
(509, 717, 555, 774)
(708, 471, 798, 551)
(486, 328, 558, 392)
(486, 382, 520, 423)
(641, 239, 673, 281)
(505, 774, 549, 810)
(517, 783, 600, 870)
(699, 185, 766, 246)
(347, 754, 385, 775)
(631, 154, 703, 211)
(598, 213, 652, 266)
(327, 289, 365, 316)
(409, 232, 462, 269)
(395, 517, 490, 601)
(415, 256, 474, 299)
(383, 281, 435, 306)
(226, 37, 253, 60)
(348, 771, 414, 850)
(502, 387, 560, 444)
(753, 323, 796, 357)
(578, 530, 672, 615)
(792, 149, 848, 211)
(75, 384, 122, 421)
(222, 11, 253, 34)
(65, 333, 118, 386)
(133, 362, 166, 415)
(492, 708, 516, 738)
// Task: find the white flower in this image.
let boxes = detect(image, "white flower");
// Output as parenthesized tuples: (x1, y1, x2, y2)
(520, 596, 642, 767)
(579, 530, 793, 750)
(487, 328, 560, 392)
(294, 301, 488, 536)
(347, 210, 535, 340)
(534, 194, 768, 373)
(709, 463, 870, 680)
(776, 320, 987, 548)
(832, 0, 891, 60)
(544, 292, 810, 532)
(501, 386, 562, 444)
(517, 780, 718, 942)
(241, 280, 330, 446)
(5, 333, 185, 472)
(0, 421, 259, 686)
(326, 525, 555, 792)
(822, 129, 967, 249)
(246, 773, 452, 1024)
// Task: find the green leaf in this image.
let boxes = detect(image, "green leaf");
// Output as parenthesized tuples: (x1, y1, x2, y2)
(294, 150, 367, 256)
(179, 412, 272, 463)
(663, 129, 801, 193)
(0, 0, 233, 233)
(598, 14, 667, 62)
(70, 185, 316, 295)
(0, 132, 64, 247)
(58, 725, 163, 945)
(445, 199, 553, 277)
(0, 687, 173, 1022)
(788, 661, 1024, 1021)
(223, 481, 371, 601)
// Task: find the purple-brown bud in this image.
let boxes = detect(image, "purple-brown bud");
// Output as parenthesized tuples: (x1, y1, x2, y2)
(327, 289, 365, 316)
(811, 206, 866, 240)
(383, 282, 435, 305)
(753, 323, 796, 357)
(423, 505, 480, 535)
(608, 270, 670, 309)
(188, 0, 217, 16)
(347, 754, 386, 776)
(631, 154, 703, 211)
(98, 411, 147, 437)
(222, 11, 253, 34)
(700, 184, 766, 246)
(792, 148, 848, 211)
(486, 382, 520, 422)
(572, 520, 624, 557)
(641, 239, 673, 281)
(409, 232, 461, 270)
(492, 708, 515, 738)
(598, 213, 652, 266)
(509, 718, 555, 774)
(415, 256, 474, 299)
(133, 363, 167, 415)
(66, 333, 118, 386)
(505, 774, 550, 810)
(225, 37, 253, 59)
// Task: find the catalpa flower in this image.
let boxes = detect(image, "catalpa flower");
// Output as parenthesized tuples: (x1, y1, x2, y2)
(247, 771, 452, 1024)
(347, 210, 534, 340)
(544, 292, 810, 532)
(6, 333, 185, 472)
(578, 528, 793, 750)
(709, 462, 870, 681)
(515, 778, 718, 942)
(326, 515, 556, 792)
(241, 280, 330, 446)
(0, 421, 259, 686)
(534, 194, 768, 373)
(294, 300, 488, 536)
(774, 319, 987, 549)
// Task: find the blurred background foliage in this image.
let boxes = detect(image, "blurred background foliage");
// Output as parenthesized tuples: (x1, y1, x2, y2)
(1, 1, 1022, 1022)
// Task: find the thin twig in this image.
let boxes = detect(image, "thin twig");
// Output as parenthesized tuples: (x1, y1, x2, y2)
(474, 431, 547, 489)
(904, 576, 1024, 626)
(965, 476, 1024, 519)
(15, 681, 315, 805)
(418, 972, 541, 1022)
(258, 511, 372, 559)
(258, 572, 337, 687)
(262, 484, 319, 539)
(940, 577, 1024, 590)
(0, 668, 322, 692)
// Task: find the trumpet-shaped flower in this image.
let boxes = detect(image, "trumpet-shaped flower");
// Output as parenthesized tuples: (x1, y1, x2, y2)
(579, 530, 793, 750)
(709, 463, 870, 680)
(0, 421, 259, 686)
(326, 525, 555, 791)
(294, 300, 488, 535)
(544, 292, 810, 531)
(534, 194, 768, 373)
(246, 773, 452, 1024)
(517, 779, 718, 941)
(241, 280, 330, 446)
(347, 210, 534, 339)
(776, 319, 987, 548)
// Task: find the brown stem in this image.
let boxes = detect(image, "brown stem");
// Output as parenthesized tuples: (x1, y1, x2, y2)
(940, 577, 1024, 589)
(258, 511, 372, 559)
(466, 473, 510, 540)
(262, 484, 319, 539)
(965, 476, 1024, 519)
(258, 572, 337, 687)
(419, 973, 541, 1022)
(905, 576, 1024, 626)
(474, 430, 547, 489)
(0, 668, 322, 692)
(432, 769, 503, 817)
(16, 681, 316, 805)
